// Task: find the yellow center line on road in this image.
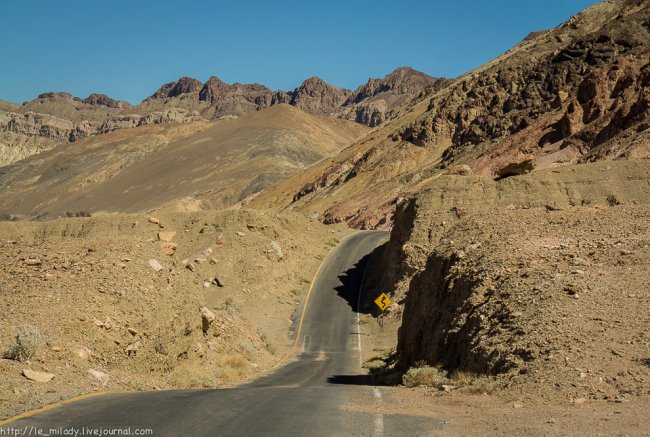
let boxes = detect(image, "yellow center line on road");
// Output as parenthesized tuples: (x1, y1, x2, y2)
(0, 391, 108, 426)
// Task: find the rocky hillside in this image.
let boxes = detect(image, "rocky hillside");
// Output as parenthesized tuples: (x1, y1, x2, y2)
(364, 159, 650, 401)
(0, 105, 367, 218)
(248, 0, 649, 229)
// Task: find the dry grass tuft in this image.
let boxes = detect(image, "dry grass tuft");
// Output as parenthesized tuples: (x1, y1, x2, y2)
(4, 325, 42, 363)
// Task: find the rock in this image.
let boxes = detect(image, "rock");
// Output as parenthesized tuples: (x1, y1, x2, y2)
(215, 234, 225, 245)
(513, 403, 524, 409)
(127, 327, 138, 336)
(495, 158, 536, 179)
(441, 384, 456, 392)
(236, 231, 245, 237)
(574, 397, 586, 404)
(200, 307, 216, 333)
(194, 258, 207, 264)
(203, 282, 211, 288)
(159, 242, 177, 256)
(212, 276, 225, 287)
(148, 217, 160, 225)
(448, 164, 473, 176)
(71, 346, 92, 361)
(145, 77, 202, 101)
(87, 369, 110, 386)
(126, 341, 141, 357)
(158, 231, 176, 242)
(202, 247, 213, 256)
(270, 241, 284, 260)
(22, 369, 55, 382)
(51, 346, 62, 352)
(148, 259, 164, 272)
(185, 261, 195, 272)
(25, 258, 42, 266)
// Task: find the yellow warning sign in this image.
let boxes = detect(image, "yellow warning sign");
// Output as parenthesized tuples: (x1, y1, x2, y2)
(374, 293, 392, 311)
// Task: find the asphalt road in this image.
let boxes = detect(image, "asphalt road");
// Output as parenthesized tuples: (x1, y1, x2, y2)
(1, 231, 445, 436)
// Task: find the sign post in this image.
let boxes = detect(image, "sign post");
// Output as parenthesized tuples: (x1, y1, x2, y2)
(374, 293, 392, 332)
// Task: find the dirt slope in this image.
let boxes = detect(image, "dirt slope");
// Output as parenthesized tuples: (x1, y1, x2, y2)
(0, 210, 350, 419)
(0, 105, 368, 217)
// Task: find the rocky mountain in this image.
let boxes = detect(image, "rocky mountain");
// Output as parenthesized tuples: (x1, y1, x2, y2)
(248, 0, 649, 229)
(0, 105, 368, 217)
(285, 76, 352, 115)
(198, 76, 276, 116)
(338, 67, 449, 127)
(144, 76, 203, 101)
(0, 67, 438, 166)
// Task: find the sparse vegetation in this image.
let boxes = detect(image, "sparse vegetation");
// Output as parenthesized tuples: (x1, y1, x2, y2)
(449, 371, 497, 394)
(402, 364, 449, 388)
(4, 325, 42, 363)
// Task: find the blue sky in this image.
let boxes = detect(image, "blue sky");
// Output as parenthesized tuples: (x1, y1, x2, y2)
(1, 0, 599, 104)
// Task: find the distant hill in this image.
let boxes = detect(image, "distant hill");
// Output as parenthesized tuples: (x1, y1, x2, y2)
(0, 105, 368, 217)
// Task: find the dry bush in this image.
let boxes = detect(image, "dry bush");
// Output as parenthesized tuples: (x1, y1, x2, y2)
(4, 325, 42, 363)
(450, 371, 497, 394)
(402, 365, 449, 388)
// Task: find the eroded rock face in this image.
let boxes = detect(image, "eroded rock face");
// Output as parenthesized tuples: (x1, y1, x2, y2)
(0, 108, 205, 165)
(145, 77, 203, 101)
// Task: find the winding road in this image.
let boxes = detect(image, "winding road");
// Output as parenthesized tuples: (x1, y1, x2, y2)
(1, 231, 444, 436)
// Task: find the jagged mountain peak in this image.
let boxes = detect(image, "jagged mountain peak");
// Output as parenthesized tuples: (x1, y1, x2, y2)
(144, 76, 203, 102)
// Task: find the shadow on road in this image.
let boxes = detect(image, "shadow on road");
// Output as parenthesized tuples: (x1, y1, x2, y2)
(334, 242, 386, 316)
(326, 374, 371, 385)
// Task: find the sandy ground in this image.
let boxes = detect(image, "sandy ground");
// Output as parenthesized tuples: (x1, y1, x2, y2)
(0, 209, 351, 420)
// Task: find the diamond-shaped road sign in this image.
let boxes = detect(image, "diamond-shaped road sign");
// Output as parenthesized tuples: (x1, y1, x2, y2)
(374, 293, 392, 311)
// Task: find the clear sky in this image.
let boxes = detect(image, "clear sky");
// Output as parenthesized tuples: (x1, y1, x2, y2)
(1, 0, 599, 104)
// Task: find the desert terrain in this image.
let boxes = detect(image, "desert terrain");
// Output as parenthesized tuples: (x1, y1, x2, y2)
(0, 0, 648, 434)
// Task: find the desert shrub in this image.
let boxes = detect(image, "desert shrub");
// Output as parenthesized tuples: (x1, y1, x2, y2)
(450, 371, 497, 394)
(402, 364, 449, 388)
(4, 325, 42, 362)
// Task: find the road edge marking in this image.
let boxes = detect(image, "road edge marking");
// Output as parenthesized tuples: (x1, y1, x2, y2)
(0, 391, 108, 426)
(290, 237, 338, 353)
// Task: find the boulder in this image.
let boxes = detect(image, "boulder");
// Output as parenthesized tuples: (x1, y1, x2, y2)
(22, 369, 55, 383)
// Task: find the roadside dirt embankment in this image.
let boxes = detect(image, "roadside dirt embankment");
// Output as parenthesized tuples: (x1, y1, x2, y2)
(369, 159, 650, 400)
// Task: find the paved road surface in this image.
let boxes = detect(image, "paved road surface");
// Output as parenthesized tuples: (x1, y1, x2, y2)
(1, 231, 445, 436)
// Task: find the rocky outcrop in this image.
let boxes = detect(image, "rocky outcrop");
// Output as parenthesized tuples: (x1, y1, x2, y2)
(337, 67, 448, 127)
(145, 77, 203, 101)
(82, 93, 131, 109)
(198, 76, 276, 116)
(345, 67, 445, 105)
(32, 92, 130, 109)
(287, 77, 351, 115)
